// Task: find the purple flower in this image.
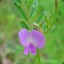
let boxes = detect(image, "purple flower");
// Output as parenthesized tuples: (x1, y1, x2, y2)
(18, 29, 45, 55)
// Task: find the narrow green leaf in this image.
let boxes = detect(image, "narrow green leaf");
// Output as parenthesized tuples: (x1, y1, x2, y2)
(20, 21, 29, 30)
(16, 0, 22, 3)
(13, 0, 28, 21)
(36, 12, 45, 23)
(22, 0, 28, 4)
(30, 0, 38, 18)
(24, 0, 28, 4)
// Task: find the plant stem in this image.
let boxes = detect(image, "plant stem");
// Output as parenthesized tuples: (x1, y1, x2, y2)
(37, 49, 41, 64)
(55, 0, 58, 14)
(55, 0, 58, 23)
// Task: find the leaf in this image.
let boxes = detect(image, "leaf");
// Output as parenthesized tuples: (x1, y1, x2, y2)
(16, 0, 22, 3)
(36, 12, 45, 23)
(22, 0, 28, 4)
(20, 21, 29, 30)
(30, 0, 38, 18)
(13, 0, 28, 21)
(42, 23, 47, 31)
(25, 0, 28, 3)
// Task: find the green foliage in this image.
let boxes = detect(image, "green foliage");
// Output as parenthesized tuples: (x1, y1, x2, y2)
(0, 0, 64, 64)
(29, 0, 38, 18)
(20, 21, 29, 30)
(13, 0, 28, 21)
(21, 0, 28, 4)
(36, 12, 45, 23)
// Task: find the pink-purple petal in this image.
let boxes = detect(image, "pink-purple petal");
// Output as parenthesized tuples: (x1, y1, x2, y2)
(18, 29, 29, 46)
(31, 30, 45, 48)
(29, 44, 36, 55)
(24, 46, 29, 55)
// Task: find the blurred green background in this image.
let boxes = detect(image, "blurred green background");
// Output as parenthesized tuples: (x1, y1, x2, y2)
(0, 0, 64, 64)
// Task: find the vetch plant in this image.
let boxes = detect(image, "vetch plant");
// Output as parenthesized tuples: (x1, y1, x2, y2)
(13, 0, 54, 63)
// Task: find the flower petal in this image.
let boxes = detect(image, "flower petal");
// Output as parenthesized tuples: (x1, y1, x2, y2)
(29, 44, 36, 55)
(24, 46, 29, 55)
(31, 30, 45, 48)
(18, 29, 29, 46)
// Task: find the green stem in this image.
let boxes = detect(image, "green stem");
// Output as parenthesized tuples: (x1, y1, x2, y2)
(37, 49, 41, 64)
(55, 0, 58, 23)
(55, 0, 58, 14)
